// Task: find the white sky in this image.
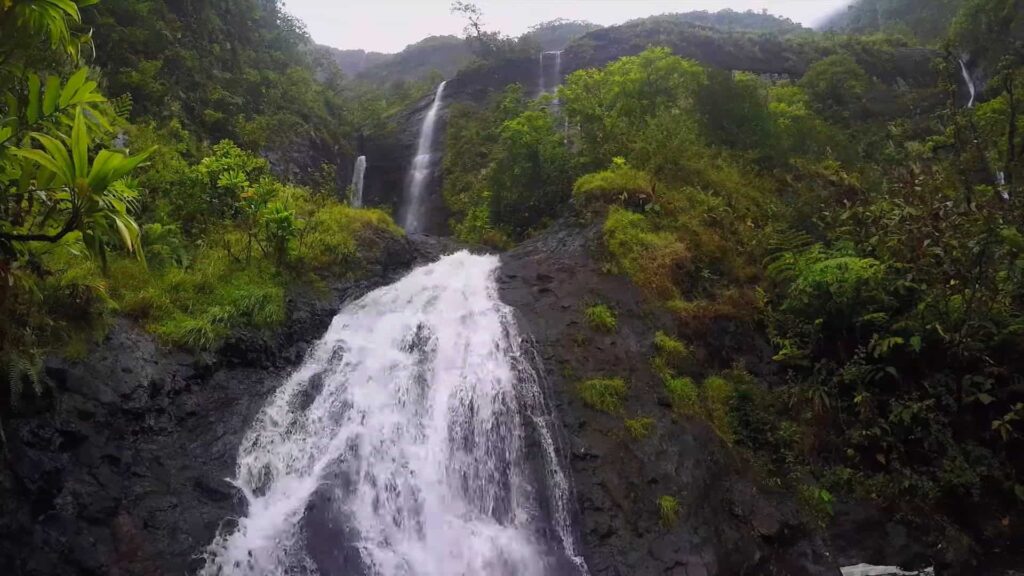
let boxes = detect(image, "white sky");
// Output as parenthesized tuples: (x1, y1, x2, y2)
(283, 0, 853, 53)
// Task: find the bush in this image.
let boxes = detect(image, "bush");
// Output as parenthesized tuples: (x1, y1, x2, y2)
(578, 377, 628, 413)
(625, 416, 655, 439)
(584, 303, 618, 332)
(573, 158, 654, 214)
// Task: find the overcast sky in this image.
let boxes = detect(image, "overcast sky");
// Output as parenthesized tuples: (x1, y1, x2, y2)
(283, 0, 854, 53)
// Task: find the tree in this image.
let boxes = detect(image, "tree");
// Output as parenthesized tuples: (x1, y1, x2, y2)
(798, 54, 872, 124)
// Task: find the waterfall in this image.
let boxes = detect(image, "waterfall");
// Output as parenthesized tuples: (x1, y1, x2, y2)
(200, 252, 588, 576)
(538, 51, 564, 97)
(537, 52, 546, 97)
(959, 58, 976, 108)
(350, 155, 366, 208)
(401, 81, 447, 234)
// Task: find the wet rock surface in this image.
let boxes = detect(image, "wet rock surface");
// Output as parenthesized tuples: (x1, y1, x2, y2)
(498, 221, 839, 576)
(0, 233, 421, 576)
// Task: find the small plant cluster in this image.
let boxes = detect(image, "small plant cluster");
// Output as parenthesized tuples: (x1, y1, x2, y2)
(584, 303, 618, 333)
(577, 377, 628, 413)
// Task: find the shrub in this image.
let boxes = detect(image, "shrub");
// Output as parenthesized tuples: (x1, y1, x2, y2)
(625, 417, 655, 439)
(573, 158, 654, 214)
(584, 303, 618, 332)
(658, 495, 680, 527)
(578, 377, 628, 413)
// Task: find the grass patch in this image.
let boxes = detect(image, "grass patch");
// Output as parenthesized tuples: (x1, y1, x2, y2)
(658, 495, 680, 527)
(603, 207, 689, 301)
(624, 416, 655, 439)
(109, 249, 285, 350)
(584, 303, 618, 333)
(665, 376, 699, 416)
(578, 377, 628, 413)
(652, 330, 692, 378)
(704, 375, 735, 441)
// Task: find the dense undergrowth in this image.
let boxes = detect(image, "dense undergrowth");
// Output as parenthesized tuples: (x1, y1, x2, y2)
(0, 1, 402, 414)
(441, 0, 1024, 556)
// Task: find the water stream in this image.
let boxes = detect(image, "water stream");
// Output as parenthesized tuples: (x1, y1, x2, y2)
(400, 81, 447, 233)
(201, 252, 587, 576)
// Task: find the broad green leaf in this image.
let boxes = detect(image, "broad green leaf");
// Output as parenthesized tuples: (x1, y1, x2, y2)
(60, 68, 88, 108)
(11, 148, 64, 180)
(29, 132, 74, 185)
(27, 74, 41, 124)
(43, 76, 61, 116)
(71, 108, 88, 179)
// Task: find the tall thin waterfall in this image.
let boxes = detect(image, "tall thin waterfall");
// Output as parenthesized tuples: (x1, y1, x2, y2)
(538, 51, 564, 97)
(350, 155, 366, 208)
(201, 252, 588, 576)
(537, 52, 546, 97)
(959, 58, 976, 108)
(401, 81, 447, 233)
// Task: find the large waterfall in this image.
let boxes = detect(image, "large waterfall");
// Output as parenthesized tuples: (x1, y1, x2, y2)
(401, 81, 447, 233)
(200, 252, 587, 576)
(350, 155, 366, 208)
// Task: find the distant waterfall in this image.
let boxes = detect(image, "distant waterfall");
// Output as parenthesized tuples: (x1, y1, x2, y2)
(959, 58, 976, 108)
(200, 252, 589, 576)
(401, 81, 447, 233)
(537, 52, 546, 97)
(538, 51, 564, 97)
(350, 155, 366, 208)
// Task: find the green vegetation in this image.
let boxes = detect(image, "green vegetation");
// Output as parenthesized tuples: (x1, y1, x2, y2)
(424, 0, 1023, 543)
(577, 377, 628, 413)
(658, 495, 680, 526)
(4, 0, 1024, 557)
(652, 331, 693, 378)
(625, 416, 655, 439)
(665, 377, 700, 416)
(0, 0, 402, 408)
(584, 304, 617, 332)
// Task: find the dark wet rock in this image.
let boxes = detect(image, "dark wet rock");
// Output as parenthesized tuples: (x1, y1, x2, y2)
(499, 220, 839, 576)
(0, 233, 426, 576)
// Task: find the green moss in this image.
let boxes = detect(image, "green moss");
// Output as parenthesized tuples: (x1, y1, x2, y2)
(584, 304, 618, 332)
(665, 376, 700, 416)
(624, 417, 655, 439)
(658, 495, 680, 527)
(578, 377, 628, 413)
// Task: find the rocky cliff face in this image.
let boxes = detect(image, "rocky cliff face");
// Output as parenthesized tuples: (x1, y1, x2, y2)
(499, 222, 838, 576)
(0, 232, 425, 576)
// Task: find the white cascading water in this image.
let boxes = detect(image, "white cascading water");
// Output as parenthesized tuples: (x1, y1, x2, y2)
(350, 155, 366, 208)
(401, 81, 447, 233)
(959, 58, 976, 108)
(537, 52, 546, 97)
(200, 252, 588, 576)
(538, 51, 564, 97)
